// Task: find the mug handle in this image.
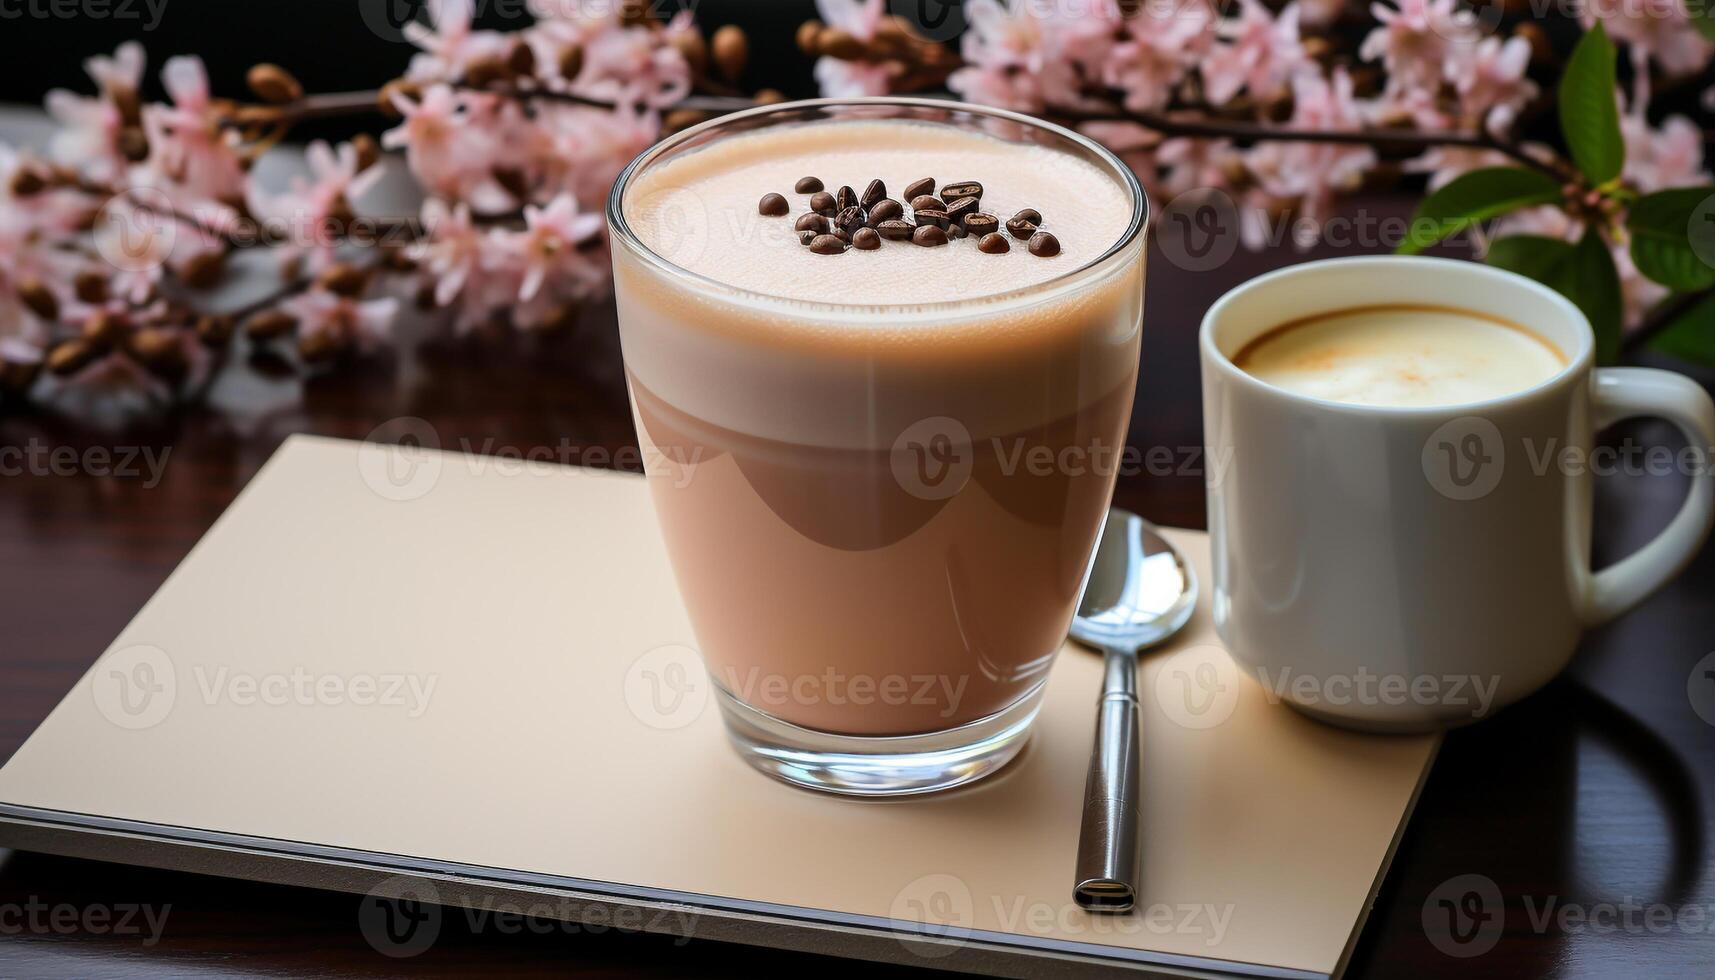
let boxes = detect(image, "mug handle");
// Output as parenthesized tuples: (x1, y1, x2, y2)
(1580, 367, 1715, 625)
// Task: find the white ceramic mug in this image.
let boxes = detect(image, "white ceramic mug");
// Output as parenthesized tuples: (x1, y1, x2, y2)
(1201, 256, 1715, 731)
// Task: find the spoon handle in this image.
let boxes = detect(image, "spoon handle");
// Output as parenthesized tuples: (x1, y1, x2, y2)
(1073, 647, 1141, 913)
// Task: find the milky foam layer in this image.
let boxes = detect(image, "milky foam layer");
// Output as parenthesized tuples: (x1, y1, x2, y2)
(622, 119, 1134, 306)
(1236, 306, 1567, 408)
(613, 114, 1146, 447)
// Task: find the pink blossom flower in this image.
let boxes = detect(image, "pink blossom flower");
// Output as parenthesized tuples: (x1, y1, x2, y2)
(544, 103, 659, 208)
(382, 85, 507, 211)
(1103, 1, 1213, 113)
(948, 0, 1106, 113)
(141, 56, 246, 205)
(1447, 35, 1537, 136)
(1621, 113, 1708, 193)
(1360, 0, 1456, 96)
(43, 42, 146, 182)
(404, 0, 513, 82)
(817, 0, 883, 39)
(814, 58, 900, 97)
(249, 141, 387, 271)
(1204, 0, 1312, 106)
(514, 194, 605, 302)
(1157, 134, 1241, 198)
(283, 290, 400, 355)
(572, 25, 691, 108)
(1244, 69, 1376, 236)
(1581, 0, 1713, 76)
(413, 199, 483, 306)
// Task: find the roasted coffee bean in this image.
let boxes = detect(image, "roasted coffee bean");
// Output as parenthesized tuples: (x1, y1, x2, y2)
(1028, 231, 1061, 256)
(909, 194, 944, 213)
(861, 179, 886, 208)
(903, 176, 936, 201)
(1013, 207, 1043, 225)
(809, 233, 847, 254)
(834, 205, 867, 234)
(941, 180, 982, 204)
(836, 184, 857, 210)
(833, 227, 852, 243)
(945, 197, 979, 225)
(963, 212, 999, 236)
(794, 176, 823, 193)
(758, 193, 789, 216)
(979, 232, 1010, 254)
(914, 209, 949, 229)
(948, 223, 967, 240)
(867, 198, 903, 224)
(852, 227, 881, 250)
(796, 212, 830, 234)
(877, 219, 915, 240)
(1005, 216, 1038, 240)
(809, 191, 836, 215)
(912, 224, 948, 247)
(799, 230, 817, 246)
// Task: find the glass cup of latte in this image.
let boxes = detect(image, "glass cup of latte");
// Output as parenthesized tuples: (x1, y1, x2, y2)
(607, 99, 1149, 794)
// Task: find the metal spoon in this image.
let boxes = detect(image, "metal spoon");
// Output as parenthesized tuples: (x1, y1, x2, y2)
(1069, 508, 1197, 913)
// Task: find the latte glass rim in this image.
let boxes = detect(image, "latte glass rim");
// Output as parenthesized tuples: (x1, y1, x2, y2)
(605, 96, 1149, 317)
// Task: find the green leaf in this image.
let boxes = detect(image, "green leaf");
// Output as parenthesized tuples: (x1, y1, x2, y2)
(1569, 229, 1624, 364)
(1486, 235, 1574, 280)
(1484, 229, 1622, 363)
(1626, 186, 1715, 291)
(1559, 24, 1624, 186)
(1649, 292, 1715, 367)
(1398, 168, 1563, 255)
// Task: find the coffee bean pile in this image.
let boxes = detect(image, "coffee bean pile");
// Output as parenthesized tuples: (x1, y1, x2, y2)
(759, 177, 1060, 258)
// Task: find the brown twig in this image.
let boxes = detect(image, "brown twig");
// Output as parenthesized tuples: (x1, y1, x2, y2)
(248, 81, 1571, 184)
(1068, 107, 1569, 180)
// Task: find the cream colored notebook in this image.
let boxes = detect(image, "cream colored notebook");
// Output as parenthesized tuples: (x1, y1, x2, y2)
(0, 436, 1438, 978)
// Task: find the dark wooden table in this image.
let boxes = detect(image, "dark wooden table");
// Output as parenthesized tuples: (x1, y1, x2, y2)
(3, 208, 1714, 978)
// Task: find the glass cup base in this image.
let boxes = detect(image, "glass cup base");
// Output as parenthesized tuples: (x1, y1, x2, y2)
(714, 681, 1045, 797)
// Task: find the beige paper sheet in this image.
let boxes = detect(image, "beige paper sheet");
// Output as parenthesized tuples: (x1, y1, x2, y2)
(0, 435, 1438, 977)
